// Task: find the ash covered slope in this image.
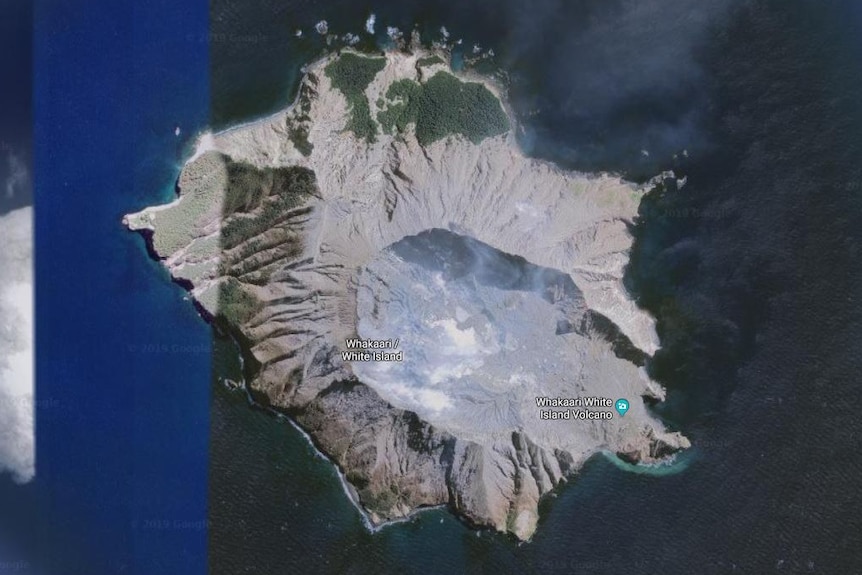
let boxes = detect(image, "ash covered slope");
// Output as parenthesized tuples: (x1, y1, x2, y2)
(125, 49, 688, 540)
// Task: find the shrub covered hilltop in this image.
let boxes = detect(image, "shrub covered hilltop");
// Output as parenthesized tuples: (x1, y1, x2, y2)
(124, 48, 688, 542)
(324, 51, 508, 145)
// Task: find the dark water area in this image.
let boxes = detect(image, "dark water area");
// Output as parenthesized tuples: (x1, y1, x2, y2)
(0, 0, 35, 567)
(0, 0, 33, 215)
(207, 0, 862, 574)
(30, 0, 210, 572)
(209, 0, 512, 130)
(19, 0, 862, 572)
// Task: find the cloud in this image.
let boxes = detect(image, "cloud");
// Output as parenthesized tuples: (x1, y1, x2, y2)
(0, 206, 34, 484)
(5, 152, 29, 199)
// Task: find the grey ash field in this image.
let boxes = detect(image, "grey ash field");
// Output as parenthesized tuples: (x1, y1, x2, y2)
(125, 48, 688, 540)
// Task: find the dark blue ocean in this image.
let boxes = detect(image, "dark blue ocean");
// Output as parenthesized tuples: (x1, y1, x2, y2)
(27, 0, 210, 572)
(19, 0, 862, 573)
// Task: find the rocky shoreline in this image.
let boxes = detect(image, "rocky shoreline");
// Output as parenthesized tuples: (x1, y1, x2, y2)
(125, 47, 689, 540)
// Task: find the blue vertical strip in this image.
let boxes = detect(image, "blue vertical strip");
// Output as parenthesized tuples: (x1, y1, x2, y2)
(34, 0, 209, 573)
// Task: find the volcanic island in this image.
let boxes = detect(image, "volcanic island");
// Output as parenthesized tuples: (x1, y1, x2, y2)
(124, 47, 689, 540)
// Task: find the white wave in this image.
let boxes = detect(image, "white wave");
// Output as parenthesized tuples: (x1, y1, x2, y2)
(386, 26, 402, 41)
(365, 13, 376, 34)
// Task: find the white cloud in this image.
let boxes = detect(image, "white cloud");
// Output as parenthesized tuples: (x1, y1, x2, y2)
(5, 152, 29, 199)
(431, 318, 479, 353)
(0, 206, 34, 484)
(388, 382, 454, 413)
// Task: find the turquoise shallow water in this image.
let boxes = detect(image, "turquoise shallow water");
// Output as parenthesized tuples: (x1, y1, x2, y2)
(601, 451, 693, 477)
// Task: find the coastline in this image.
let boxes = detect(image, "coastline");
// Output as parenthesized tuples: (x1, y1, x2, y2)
(128, 43, 689, 541)
(221, 364, 450, 534)
(175, 44, 651, 198)
(214, 312, 450, 534)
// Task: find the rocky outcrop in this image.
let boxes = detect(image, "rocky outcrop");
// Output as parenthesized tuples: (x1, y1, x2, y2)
(125, 49, 688, 540)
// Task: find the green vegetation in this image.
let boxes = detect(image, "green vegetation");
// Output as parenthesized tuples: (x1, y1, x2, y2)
(220, 159, 317, 251)
(148, 154, 228, 256)
(216, 158, 319, 326)
(184, 235, 220, 260)
(377, 79, 420, 135)
(217, 276, 264, 326)
(287, 122, 313, 156)
(377, 71, 509, 146)
(287, 78, 317, 156)
(417, 55, 445, 67)
(359, 481, 402, 512)
(345, 470, 369, 490)
(324, 53, 386, 142)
